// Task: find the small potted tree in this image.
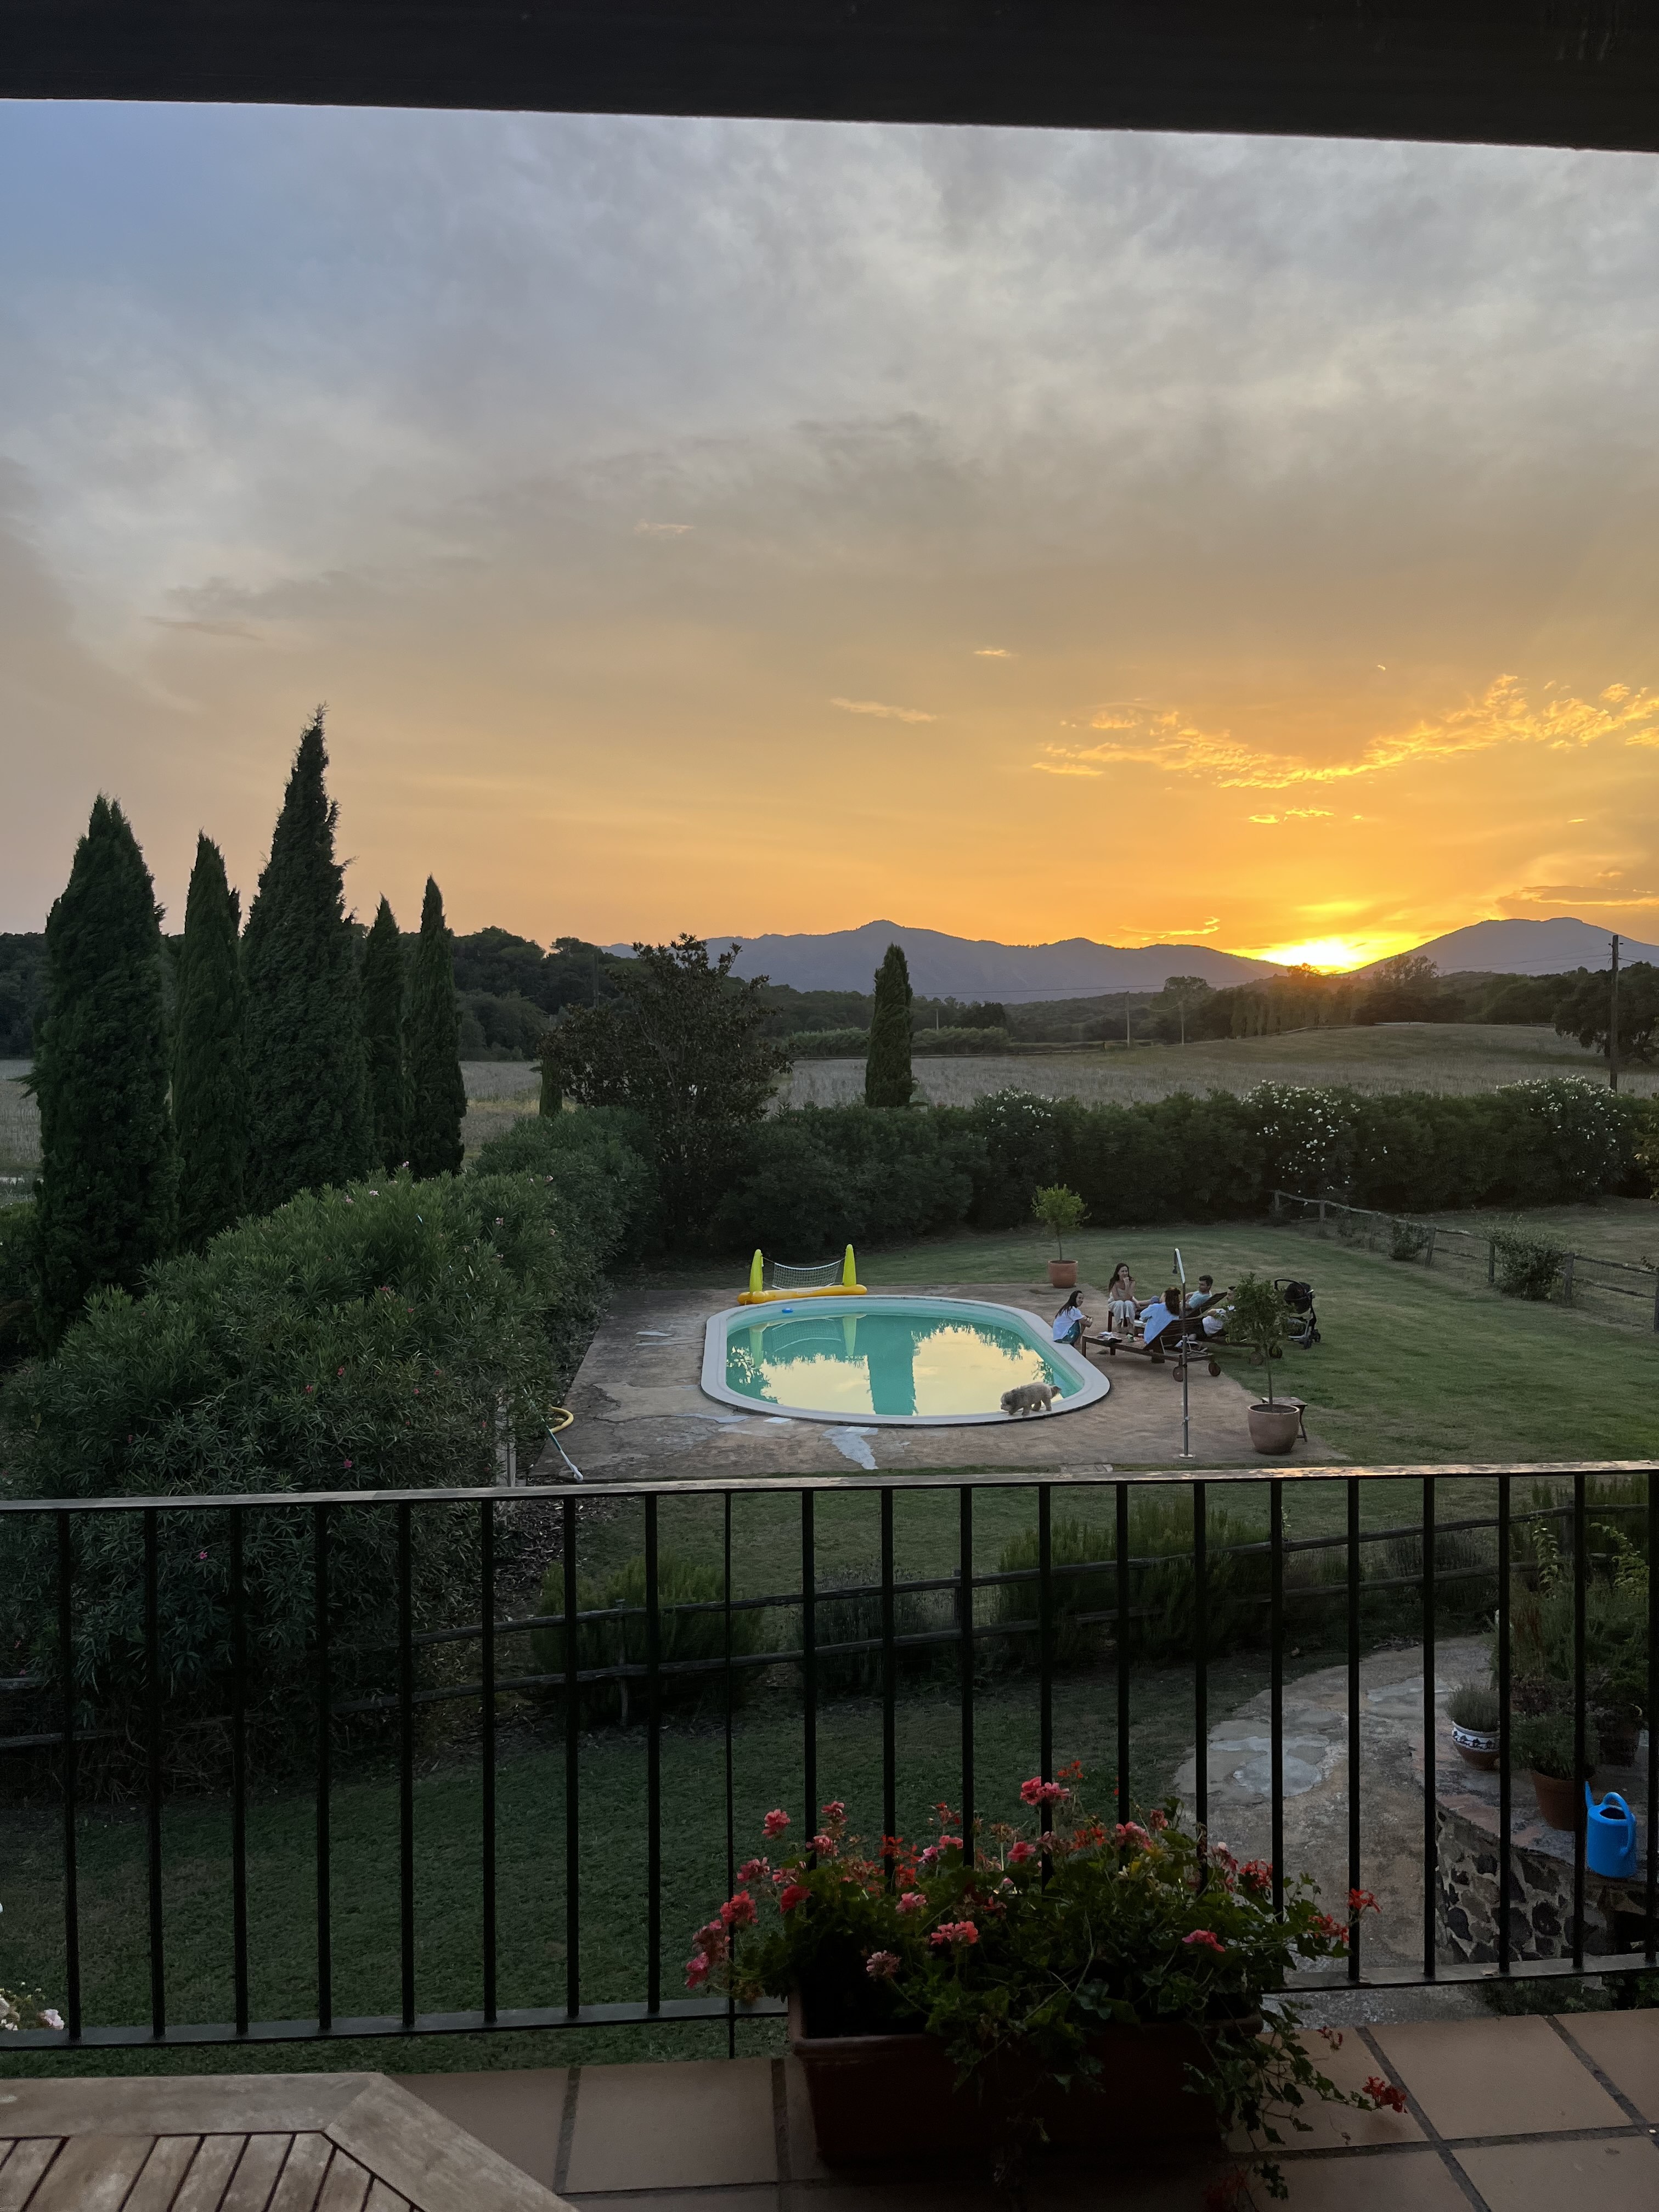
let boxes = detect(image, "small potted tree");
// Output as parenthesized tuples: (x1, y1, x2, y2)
(1229, 1273, 1301, 1454)
(1032, 1184, 1087, 1289)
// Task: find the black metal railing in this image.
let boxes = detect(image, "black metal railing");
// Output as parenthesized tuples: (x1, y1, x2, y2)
(1, 1463, 1655, 2052)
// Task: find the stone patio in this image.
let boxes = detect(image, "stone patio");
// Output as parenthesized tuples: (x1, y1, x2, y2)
(7, 2012, 1659, 2210)
(558, 1278, 1328, 1480)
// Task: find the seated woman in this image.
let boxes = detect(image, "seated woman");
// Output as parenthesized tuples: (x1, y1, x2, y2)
(1052, 1290, 1090, 1348)
(1104, 1262, 1138, 1334)
(1135, 1286, 1184, 1353)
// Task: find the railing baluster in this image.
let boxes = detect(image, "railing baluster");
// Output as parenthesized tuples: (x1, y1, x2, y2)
(144, 1506, 165, 2038)
(398, 1500, 415, 2029)
(1283, 1477, 1291, 1928)
(1648, 1467, 1657, 1969)
(1116, 1482, 1131, 1825)
(314, 1504, 332, 2032)
(802, 1492, 817, 1843)
(481, 1498, 496, 2026)
(563, 1494, 580, 2016)
(1193, 1482, 1207, 1854)
(881, 1487, 896, 1878)
(1346, 1476, 1361, 1981)
(55, 1513, 80, 2040)
(1038, 1483, 1053, 1853)
(1572, 1471, 1587, 1974)
(960, 1485, 974, 1863)
(230, 1506, 249, 2036)
(1422, 1475, 1437, 1978)
(1498, 1474, 1512, 1976)
(724, 1491, 736, 2059)
(645, 1492, 661, 2015)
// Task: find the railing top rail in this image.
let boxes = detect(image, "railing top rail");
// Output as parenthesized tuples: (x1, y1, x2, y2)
(4, 1460, 1658, 1512)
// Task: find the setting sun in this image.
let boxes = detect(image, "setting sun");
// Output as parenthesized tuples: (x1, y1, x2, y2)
(1242, 935, 1414, 973)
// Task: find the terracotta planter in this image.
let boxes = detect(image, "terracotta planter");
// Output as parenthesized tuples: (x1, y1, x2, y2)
(1532, 1770, 1590, 1831)
(1048, 1259, 1079, 1290)
(787, 1990, 1238, 2164)
(1451, 1725, 1500, 1773)
(1248, 1400, 1301, 1455)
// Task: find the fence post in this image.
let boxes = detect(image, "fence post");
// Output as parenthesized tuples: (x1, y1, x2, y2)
(1488, 1240, 1496, 1286)
(1562, 1254, 1576, 1307)
(1425, 1228, 1436, 1269)
(1318, 1199, 1327, 1224)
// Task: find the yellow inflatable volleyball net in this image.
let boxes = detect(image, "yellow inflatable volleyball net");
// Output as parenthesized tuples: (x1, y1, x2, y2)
(738, 1245, 866, 1304)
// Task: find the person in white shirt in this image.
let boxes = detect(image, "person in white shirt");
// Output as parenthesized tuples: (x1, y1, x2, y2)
(1104, 1263, 1138, 1334)
(1051, 1291, 1090, 1348)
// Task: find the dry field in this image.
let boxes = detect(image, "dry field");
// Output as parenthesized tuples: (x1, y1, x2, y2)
(786, 1022, 1643, 1108)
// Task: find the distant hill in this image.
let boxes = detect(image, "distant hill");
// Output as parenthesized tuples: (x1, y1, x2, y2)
(690, 921, 1278, 1001)
(1361, 916, 1658, 977)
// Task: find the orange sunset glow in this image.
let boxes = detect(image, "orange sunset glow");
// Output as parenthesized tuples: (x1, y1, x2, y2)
(6, 113, 1659, 960)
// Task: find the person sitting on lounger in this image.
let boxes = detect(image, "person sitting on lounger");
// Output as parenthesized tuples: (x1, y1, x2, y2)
(1189, 1276, 1233, 1338)
(1136, 1286, 1183, 1351)
(1104, 1263, 1138, 1333)
(1052, 1290, 1090, 1347)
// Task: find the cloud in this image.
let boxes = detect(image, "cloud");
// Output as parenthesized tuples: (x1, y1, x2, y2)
(1035, 678, 1659, 792)
(830, 696, 936, 724)
(1250, 808, 1334, 824)
(635, 521, 692, 535)
(973, 646, 1013, 658)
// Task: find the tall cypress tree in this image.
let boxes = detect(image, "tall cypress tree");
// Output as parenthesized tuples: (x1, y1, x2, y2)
(31, 796, 177, 1344)
(362, 896, 408, 1170)
(864, 942, 915, 1107)
(173, 834, 250, 1249)
(405, 876, 466, 1179)
(242, 712, 369, 1211)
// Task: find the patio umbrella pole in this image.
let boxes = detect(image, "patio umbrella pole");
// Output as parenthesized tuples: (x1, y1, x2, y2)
(1173, 1245, 1194, 1461)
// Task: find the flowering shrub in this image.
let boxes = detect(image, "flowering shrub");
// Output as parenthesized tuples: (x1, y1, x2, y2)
(0, 1903, 62, 2034)
(690, 1774, 1400, 2196)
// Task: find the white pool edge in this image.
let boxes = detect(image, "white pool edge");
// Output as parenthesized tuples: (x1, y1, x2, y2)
(699, 1294, 1113, 1426)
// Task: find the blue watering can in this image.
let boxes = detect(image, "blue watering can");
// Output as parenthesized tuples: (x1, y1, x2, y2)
(1585, 1787, 1639, 1880)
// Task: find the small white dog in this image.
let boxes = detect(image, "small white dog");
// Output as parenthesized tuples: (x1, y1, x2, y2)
(1001, 1381, 1062, 1417)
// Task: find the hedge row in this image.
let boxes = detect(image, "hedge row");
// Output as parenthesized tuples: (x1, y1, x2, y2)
(511, 1076, 1647, 1260)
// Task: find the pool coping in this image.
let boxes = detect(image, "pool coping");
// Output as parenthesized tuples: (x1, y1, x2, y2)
(699, 1293, 1113, 1426)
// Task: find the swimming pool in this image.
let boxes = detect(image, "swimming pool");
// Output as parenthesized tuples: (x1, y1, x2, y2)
(700, 1296, 1111, 1425)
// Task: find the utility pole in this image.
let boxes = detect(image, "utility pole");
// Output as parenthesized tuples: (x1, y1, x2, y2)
(1610, 933, 1621, 1093)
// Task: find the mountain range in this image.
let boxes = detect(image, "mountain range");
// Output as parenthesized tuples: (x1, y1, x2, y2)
(599, 915, 1655, 998)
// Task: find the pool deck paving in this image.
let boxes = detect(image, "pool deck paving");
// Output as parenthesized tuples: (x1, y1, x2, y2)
(556, 1278, 1329, 1482)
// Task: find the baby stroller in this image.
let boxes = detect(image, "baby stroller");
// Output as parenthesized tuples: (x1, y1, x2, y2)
(1277, 1278, 1321, 1347)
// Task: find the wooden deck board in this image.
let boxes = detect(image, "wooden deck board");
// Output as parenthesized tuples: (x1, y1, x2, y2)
(127, 2137, 204, 2211)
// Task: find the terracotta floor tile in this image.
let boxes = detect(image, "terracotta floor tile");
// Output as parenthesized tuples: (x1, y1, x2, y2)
(786, 2187, 1003, 2212)
(1232, 2031, 1423, 2153)
(1369, 2013, 1628, 2138)
(1246, 2148, 1468, 2212)
(565, 2059, 778, 2193)
(399, 2067, 567, 2189)
(1556, 2011, 1659, 2122)
(1456, 2135, 1659, 2211)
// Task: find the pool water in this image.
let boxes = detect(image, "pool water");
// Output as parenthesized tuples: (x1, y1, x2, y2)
(721, 1301, 1084, 1419)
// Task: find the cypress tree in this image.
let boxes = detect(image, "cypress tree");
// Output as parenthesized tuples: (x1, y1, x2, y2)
(242, 712, 369, 1211)
(362, 896, 408, 1170)
(173, 834, 250, 1249)
(405, 876, 466, 1179)
(864, 942, 915, 1108)
(31, 796, 176, 1344)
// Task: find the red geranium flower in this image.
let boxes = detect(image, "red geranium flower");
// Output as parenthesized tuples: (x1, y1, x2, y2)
(779, 1884, 810, 1913)
(1183, 1928, 1226, 1955)
(1363, 2076, 1408, 2114)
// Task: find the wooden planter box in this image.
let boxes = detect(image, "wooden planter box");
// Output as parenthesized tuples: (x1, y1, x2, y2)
(787, 1990, 1235, 2164)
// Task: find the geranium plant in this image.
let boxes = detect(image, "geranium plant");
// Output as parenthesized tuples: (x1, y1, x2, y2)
(690, 1772, 1402, 2196)
(1, 1901, 63, 2034)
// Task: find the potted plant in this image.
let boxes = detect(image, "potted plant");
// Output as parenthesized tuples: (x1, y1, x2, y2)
(1229, 1273, 1301, 1455)
(1512, 1711, 1600, 1830)
(689, 1775, 1403, 2197)
(1032, 1185, 1087, 1289)
(1447, 1681, 1500, 1771)
(0, 1902, 64, 2035)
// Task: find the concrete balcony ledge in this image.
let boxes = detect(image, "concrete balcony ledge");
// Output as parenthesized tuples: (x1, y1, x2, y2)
(6, 2010, 1659, 2210)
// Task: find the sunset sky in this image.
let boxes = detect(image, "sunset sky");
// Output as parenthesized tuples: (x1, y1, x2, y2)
(5, 106, 1659, 968)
